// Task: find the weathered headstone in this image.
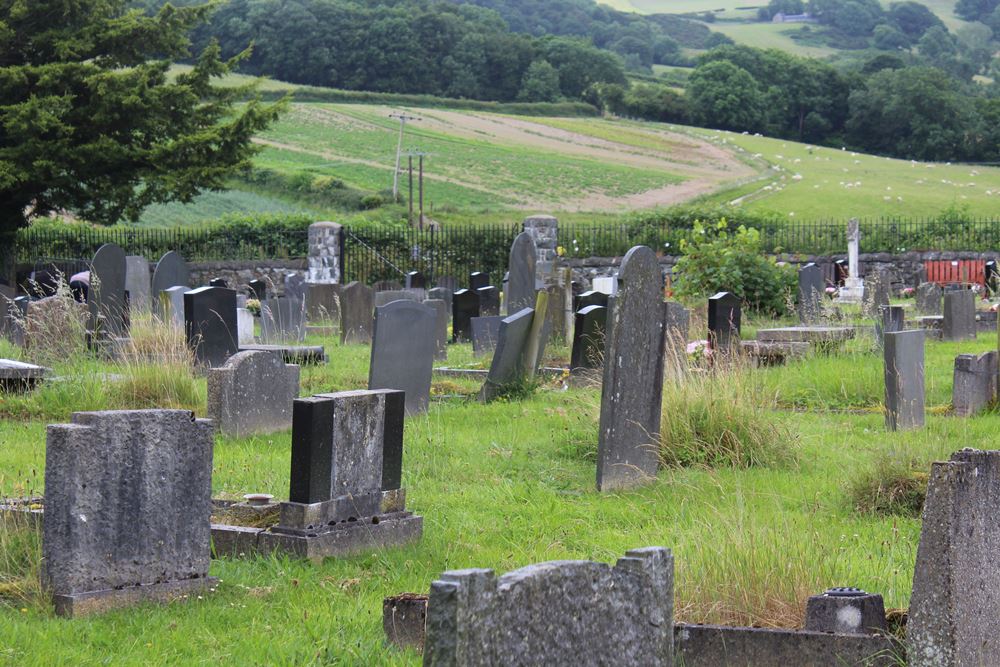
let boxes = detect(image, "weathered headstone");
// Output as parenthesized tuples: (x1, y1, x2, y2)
(339, 282, 375, 345)
(708, 292, 741, 352)
(574, 290, 609, 312)
(570, 305, 606, 373)
(207, 350, 300, 436)
(942, 289, 976, 341)
(1, 296, 27, 346)
(451, 289, 480, 343)
(862, 270, 891, 318)
(915, 282, 942, 314)
(883, 329, 925, 431)
(423, 546, 674, 666)
(952, 351, 997, 417)
(405, 271, 425, 289)
(284, 273, 306, 300)
(425, 298, 448, 361)
(124, 256, 151, 313)
(151, 251, 189, 318)
(480, 308, 535, 401)
(247, 279, 268, 301)
(369, 300, 436, 415)
(471, 316, 503, 357)
(260, 297, 306, 344)
(477, 286, 500, 317)
(876, 304, 906, 347)
(908, 449, 1000, 666)
(160, 286, 187, 328)
(506, 232, 537, 315)
(663, 301, 690, 372)
(183, 286, 238, 367)
(427, 287, 452, 314)
(43, 410, 215, 617)
(307, 221, 342, 283)
(375, 290, 422, 308)
(89, 243, 127, 337)
(797, 262, 825, 324)
(469, 272, 489, 291)
(597, 246, 665, 492)
(305, 282, 342, 325)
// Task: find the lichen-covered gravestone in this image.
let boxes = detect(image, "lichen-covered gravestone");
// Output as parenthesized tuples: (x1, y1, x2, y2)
(339, 281, 375, 345)
(908, 449, 1000, 666)
(862, 270, 891, 318)
(368, 300, 436, 415)
(43, 410, 216, 617)
(915, 282, 942, 314)
(506, 232, 537, 315)
(942, 289, 976, 341)
(597, 246, 666, 492)
(423, 546, 674, 666)
(207, 350, 300, 437)
(883, 329, 925, 430)
(89, 243, 127, 337)
(570, 304, 606, 373)
(184, 286, 238, 367)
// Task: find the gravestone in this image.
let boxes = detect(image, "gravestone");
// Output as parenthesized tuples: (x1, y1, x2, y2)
(43, 410, 215, 617)
(207, 350, 300, 437)
(861, 270, 891, 318)
(209, 278, 228, 288)
(375, 290, 422, 308)
(797, 263, 825, 324)
(570, 305, 606, 373)
(425, 299, 449, 361)
(339, 282, 375, 345)
(915, 282, 942, 314)
(89, 243, 127, 337)
(405, 271, 425, 289)
(876, 305, 906, 347)
(305, 282, 342, 325)
(260, 298, 306, 344)
(476, 286, 500, 317)
(708, 292, 741, 352)
(451, 289, 480, 343)
(284, 273, 306, 300)
(1, 296, 27, 346)
(423, 546, 674, 667)
(307, 221, 342, 283)
(597, 246, 665, 492)
(837, 218, 864, 302)
(160, 286, 187, 328)
(575, 290, 609, 312)
(151, 251, 189, 318)
(908, 449, 1000, 666)
(183, 286, 238, 367)
(469, 272, 489, 291)
(952, 351, 997, 417)
(543, 283, 569, 344)
(506, 232, 537, 315)
(883, 329, 925, 431)
(427, 287, 452, 314)
(124, 256, 151, 313)
(435, 276, 458, 293)
(942, 289, 976, 341)
(471, 316, 503, 357)
(480, 308, 536, 401)
(248, 279, 268, 301)
(236, 307, 254, 345)
(369, 300, 436, 415)
(663, 301, 690, 371)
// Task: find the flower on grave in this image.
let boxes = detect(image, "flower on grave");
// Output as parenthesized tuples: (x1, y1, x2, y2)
(825, 287, 837, 295)
(902, 287, 915, 297)
(556, 246, 565, 257)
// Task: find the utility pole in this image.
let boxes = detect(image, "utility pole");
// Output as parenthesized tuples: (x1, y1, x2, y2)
(408, 155, 414, 226)
(404, 150, 429, 228)
(389, 112, 420, 199)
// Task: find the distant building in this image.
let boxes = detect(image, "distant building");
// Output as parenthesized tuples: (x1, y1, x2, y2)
(771, 12, 818, 23)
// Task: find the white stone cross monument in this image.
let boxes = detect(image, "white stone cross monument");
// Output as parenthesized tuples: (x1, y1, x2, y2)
(837, 218, 864, 303)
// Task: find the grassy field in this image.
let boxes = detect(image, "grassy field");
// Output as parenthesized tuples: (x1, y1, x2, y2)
(710, 22, 839, 58)
(135, 189, 315, 227)
(0, 299, 995, 663)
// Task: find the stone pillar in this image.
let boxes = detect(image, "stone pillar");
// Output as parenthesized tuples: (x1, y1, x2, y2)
(307, 221, 342, 284)
(523, 215, 558, 286)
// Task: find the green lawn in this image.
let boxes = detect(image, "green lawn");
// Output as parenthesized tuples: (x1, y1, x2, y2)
(709, 21, 839, 58)
(0, 304, 995, 663)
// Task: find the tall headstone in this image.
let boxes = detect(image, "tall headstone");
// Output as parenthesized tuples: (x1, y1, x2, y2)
(471, 316, 503, 357)
(160, 286, 187, 328)
(663, 301, 690, 372)
(707, 292, 741, 352)
(183, 286, 238, 367)
(1, 295, 28, 346)
(151, 251, 189, 318)
(43, 410, 215, 617)
(952, 351, 998, 417)
(307, 221, 342, 283)
(506, 232, 538, 315)
(89, 243, 127, 337)
(597, 246, 666, 492)
(797, 262, 825, 324)
(339, 282, 374, 345)
(480, 308, 536, 401)
(476, 286, 500, 317)
(469, 272, 489, 292)
(570, 305, 606, 373)
(425, 299, 449, 361)
(369, 300, 436, 415)
(522, 214, 558, 281)
(207, 350, 300, 437)
(451, 289, 480, 343)
(942, 289, 976, 341)
(876, 304, 905, 347)
(236, 307, 254, 344)
(423, 546, 674, 667)
(862, 270, 891, 318)
(883, 329, 925, 431)
(124, 256, 151, 313)
(915, 282, 942, 314)
(908, 449, 1000, 666)
(837, 218, 864, 302)
(247, 279, 268, 301)
(306, 282, 342, 325)
(260, 297, 306, 344)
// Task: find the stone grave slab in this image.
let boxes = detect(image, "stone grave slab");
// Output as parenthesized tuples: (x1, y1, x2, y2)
(915, 282, 942, 314)
(425, 299, 448, 361)
(480, 308, 535, 401)
(883, 329, 925, 431)
(236, 307, 254, 345)
(0, 359, 50, 392)
(1, 295, 27, 346)
(374, 290, 424, 308)
(368, 300, 436, 415)
(755, 326, 856, 344)
(159, 286, 187, 328)
(476, 286, 500, 317)
(470, 316, 503, 357)
(427, 287, 452, 314)
(184, 286, 238, 367)
(942, 289, 976, 341)
(207, 350, 300, 437)
(239, 343, 326, 365)
(305, 282, 342, 325)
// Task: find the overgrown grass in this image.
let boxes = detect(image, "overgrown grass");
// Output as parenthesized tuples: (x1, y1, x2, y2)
(848, 450, 929, 518)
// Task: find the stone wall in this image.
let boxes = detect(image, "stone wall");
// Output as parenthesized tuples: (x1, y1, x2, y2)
(188, 260, 306, 294)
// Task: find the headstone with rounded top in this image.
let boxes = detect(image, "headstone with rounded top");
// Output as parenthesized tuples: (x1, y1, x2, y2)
(89, 243, 127, 337)
(207, 350, 300, 436)
(506, 232, 537, 315)
(151, 251, 189, 318)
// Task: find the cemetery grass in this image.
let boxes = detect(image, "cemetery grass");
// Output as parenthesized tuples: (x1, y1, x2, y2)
(0, 325, 996, 663)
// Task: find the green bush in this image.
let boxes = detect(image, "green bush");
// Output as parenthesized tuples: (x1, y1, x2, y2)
(672, 220, 796, 316)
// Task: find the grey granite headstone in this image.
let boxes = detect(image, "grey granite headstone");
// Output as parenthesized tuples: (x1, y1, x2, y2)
(862, 270, 891, 318)
(952, 351, 997, 417)
(915, 282, 942, 314)
(284, 272, 306, 300)
(1, 295, 27, 346)
(160, 286, 187, 328)
(797, 262, 825, 324)
(570, 305, 606, 373)
(876, 304, 905, 347)
(506, 232, 537, 315)
(124, 256, 151, 313)
(207, 350, 300, 437)
(305, 282, 342, 325)
(942, 289, 976, 341)
(260, 297, 306, 344)
(89, 243, 127, 337)
(883, 329, 924, 431)
(425, 299, 449, 361)
(471, 316, 503, 357)
(184, 286, 238, 367)
(423, 546, 674, 666)
(909, 449, 1000, 666)
(151, 251, 189, 319)
(477, 286, 500, 317)
(43, 410, 215, 617)
(339, 282, 375, 345)
(597, 246, 665, 492)
(480, 308, 535, 401)
(708, 292, 741, 353)
(451, 289, 480, 343)
(427, 287, 452, 314)
(368, 300, 436, 415)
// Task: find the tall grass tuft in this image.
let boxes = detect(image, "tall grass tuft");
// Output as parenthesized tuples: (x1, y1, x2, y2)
(848, 451, 928, 517)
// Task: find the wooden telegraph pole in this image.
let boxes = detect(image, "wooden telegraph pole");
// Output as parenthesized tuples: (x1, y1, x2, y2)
(389, 112, 420, 200)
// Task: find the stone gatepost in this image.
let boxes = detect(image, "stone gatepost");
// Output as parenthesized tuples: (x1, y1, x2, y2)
(307, 221, 343, 284)
(522, 215, 558, 286)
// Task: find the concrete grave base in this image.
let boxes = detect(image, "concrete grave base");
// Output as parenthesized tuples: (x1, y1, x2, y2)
(211, 512, 422, 562)
(53, 576, 219, 618)
(239, 344, 326, 365)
